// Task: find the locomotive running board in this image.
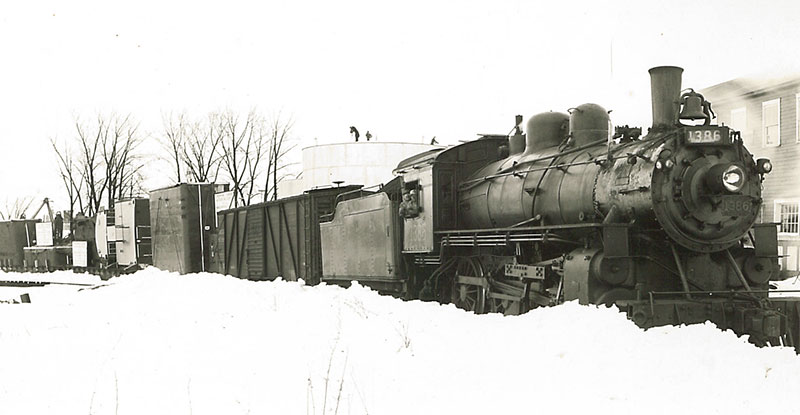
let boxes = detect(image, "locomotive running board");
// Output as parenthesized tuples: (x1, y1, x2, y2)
(436, 223, 629, 247)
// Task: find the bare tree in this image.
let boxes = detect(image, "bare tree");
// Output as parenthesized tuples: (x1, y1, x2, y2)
(160, 111, 189, 183)
(218, 109, 267, 207)
(75, 116, 105, 216)
(0, 197, 35, 220)
(264, 113, 296, 202)
(183, 112, 224, 183)
(70, 113, 146, 215)
(159, 111, 224, 185)
(101, 113, 144, 205)
(51, 137, 85, 220)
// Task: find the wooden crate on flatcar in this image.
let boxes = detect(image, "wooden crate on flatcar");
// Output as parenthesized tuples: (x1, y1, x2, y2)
(23, 245, 71, 270)
(0, 220, 39, 268)
(215, 186, 362, 284)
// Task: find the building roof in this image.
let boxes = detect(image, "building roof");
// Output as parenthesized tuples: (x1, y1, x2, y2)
(701, 72, 800, 103)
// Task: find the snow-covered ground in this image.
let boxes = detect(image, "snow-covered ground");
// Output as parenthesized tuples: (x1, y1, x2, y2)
(1, 268, 799, 415)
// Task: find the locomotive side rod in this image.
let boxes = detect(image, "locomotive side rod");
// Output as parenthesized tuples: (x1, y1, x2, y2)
(724, 249, 753, 292)
(670, 244, 692, 300)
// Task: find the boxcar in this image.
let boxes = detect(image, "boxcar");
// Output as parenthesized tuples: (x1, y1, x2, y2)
(150, 184, 216, 274)
(214, 186, 362, 284)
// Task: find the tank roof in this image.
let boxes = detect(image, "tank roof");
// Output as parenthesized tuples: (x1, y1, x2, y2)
(301, 141, 444, 152)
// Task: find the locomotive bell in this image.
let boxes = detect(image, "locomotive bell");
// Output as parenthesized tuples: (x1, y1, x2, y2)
(678, 90, 712, 125)
(679, 95, 706, 120)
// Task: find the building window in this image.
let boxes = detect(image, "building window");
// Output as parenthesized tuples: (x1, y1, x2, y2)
(796, 94, 800, 143)
(730, 107, 746, 139)
(762, 98, 780, 147)
(775, 200, 800, 235)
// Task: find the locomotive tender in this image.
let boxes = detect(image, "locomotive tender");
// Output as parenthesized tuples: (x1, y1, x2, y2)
(320, 66, 800, 349)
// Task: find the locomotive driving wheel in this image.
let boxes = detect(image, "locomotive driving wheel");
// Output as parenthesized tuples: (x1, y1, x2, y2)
(451, 257, 487, 314)
(486, 279, 526, 316)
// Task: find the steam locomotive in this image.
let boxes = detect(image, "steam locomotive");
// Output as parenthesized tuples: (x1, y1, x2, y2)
(318, 66, 800, 349)
(3, 65, 797, 349)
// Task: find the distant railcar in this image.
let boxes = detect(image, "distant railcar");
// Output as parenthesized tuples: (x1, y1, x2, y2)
(0, 220, 39, 269)
(150, 184, 215, 274)
(214, 186, 362, 284)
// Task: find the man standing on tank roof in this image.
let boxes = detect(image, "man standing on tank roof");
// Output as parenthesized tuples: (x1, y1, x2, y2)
(53, 212, 63, 240)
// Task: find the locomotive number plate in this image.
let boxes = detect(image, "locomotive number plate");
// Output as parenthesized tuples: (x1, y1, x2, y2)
(684, 126, 730, 145)
(719, 196, 753, 216)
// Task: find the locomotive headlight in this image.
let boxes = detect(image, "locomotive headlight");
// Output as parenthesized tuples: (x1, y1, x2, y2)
(721, 165, 745, 192)
(757, 158, 773, 174)
(705, 163, 747, 193)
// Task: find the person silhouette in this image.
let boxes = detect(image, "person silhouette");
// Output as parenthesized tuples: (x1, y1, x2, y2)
(350, 126, 360, 142)
(53, 212, 63, 240)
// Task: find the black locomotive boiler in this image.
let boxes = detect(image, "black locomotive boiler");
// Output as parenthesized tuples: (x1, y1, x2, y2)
(319, 66, 800, 349)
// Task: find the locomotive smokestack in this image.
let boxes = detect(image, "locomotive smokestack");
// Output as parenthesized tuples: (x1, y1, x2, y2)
(649, 66, 683, 129)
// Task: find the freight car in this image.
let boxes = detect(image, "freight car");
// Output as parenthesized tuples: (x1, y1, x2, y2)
(150, 184, 214, 274)
(0, 202, 148, 279)
(318, 66, 800, 350)
(0, 214, 98, 278)
(213, 185, 363, 284)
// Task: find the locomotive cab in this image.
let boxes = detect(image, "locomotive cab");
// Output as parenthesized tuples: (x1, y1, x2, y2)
(393, 138, 508, 253)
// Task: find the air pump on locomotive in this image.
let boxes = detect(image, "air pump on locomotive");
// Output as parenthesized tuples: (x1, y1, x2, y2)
(323, 66, 799, 348)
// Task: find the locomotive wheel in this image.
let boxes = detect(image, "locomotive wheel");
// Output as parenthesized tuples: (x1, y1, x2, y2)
(486, 280, 526, 315)
(452, 257, 487, 314)
(487, 296, 516, 315)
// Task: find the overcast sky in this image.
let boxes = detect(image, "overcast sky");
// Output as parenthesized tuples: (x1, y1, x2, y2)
(2, 0, 800, 211)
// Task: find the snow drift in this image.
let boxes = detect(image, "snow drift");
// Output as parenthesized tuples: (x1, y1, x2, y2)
(0, 268, 799, 414)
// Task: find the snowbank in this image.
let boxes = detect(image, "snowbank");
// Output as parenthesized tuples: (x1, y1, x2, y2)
(0, 268, 799, 414)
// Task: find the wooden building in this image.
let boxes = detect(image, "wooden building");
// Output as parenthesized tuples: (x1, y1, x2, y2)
(702, 75, 800, 273)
